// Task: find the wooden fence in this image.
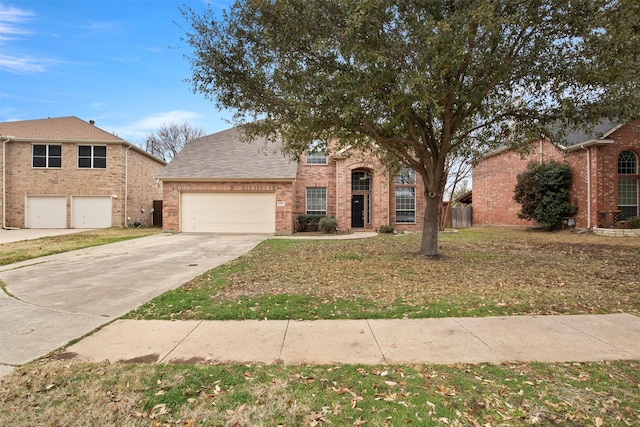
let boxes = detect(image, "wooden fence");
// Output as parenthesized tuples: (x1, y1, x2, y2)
(452, 206, 472, 228)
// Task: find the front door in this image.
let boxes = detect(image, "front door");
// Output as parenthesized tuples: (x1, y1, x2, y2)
(351, 195, 365, 228)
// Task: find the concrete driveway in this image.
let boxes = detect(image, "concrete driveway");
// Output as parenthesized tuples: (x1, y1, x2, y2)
(0, 233, 268, 376)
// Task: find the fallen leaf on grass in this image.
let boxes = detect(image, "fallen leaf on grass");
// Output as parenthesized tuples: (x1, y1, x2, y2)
(149, 403, 169, 419)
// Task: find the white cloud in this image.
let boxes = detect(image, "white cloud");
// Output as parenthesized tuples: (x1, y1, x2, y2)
(0, 4, 62, 74)
(0, 4, 34, 37)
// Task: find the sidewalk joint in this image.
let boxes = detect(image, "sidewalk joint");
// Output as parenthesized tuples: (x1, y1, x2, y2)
(276, 320, 290, 363)
(160, 320, 204, 363)
(366, 320, 387, 362)
(453, 318, 497, 353)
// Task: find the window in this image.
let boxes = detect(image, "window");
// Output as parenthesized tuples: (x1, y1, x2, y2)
(618, 150, 638, 220)
(78, 145, 107, 169)
(306, 140, 327, 164)
(306, 187, 327, 215)
(32, 144, 61, 168)
(352, 170, 371, 191)
(395, 166, 416, 223)
(395, 187, 416, 223)
(395, 165, 416, 184)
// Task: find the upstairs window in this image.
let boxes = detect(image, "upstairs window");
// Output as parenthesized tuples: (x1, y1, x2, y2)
(78, 145, 107, 169)
(32, 144, 61, 168)
(306, 140, 327, 164)
(395, 165, 416, 184)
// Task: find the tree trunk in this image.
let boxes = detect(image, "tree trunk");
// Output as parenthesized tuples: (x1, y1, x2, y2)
(420, 190, 442, 257)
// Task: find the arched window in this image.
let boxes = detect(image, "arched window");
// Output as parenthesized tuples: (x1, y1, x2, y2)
(351, 170, 370, 191)
(618, 150, 638, 220)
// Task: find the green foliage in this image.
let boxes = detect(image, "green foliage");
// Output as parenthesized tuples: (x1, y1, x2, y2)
(297, 214, 326, 231)
(625, 216, 640, 229)
(379, 225, 395, 233)
(181, 0, 640, 256)
(514, 161, 578, 230)
(318, 216, 338, 233)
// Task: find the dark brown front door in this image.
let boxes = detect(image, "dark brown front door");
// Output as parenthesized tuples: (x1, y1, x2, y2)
(153, 200, 163, 227)
(351, 195, 364, 228)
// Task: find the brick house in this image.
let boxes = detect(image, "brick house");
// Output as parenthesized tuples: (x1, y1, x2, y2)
(472, 120, 640, 229)
(158, 127, 425, 234)
(0, 117, 166, 229)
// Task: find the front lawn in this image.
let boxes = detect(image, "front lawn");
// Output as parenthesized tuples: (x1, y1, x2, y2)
(3, 226, 639, 426)
(127, 227, 640, 320)
(2, 360, 639, 426)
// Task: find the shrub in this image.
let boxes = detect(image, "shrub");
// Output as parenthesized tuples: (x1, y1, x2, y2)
(297, 214, 325, 231)
(318, 216, 338, 233)
(627, 216, 640, 229)
(513, 161, 578, 231)
(379, 225, 395, 233)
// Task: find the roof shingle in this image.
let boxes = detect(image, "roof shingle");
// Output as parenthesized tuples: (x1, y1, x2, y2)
(157, 127, 298, 180)
(0, 116, 124, 141)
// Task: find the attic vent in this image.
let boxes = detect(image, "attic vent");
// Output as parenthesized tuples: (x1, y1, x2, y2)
(89, 120, 95, 125)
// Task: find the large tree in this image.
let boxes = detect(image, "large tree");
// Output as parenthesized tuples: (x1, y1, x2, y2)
(146, 122, 205, 161)
(181, 0, 639, 257)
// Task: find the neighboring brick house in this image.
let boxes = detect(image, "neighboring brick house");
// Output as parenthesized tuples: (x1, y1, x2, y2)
(473, 120, 640, 229)
(157, 127, 425, 234)
(0, 116, 166, 229)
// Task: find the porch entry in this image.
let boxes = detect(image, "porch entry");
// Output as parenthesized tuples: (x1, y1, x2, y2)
(351, 169, 371, 228)
(351, 195, 365, 228)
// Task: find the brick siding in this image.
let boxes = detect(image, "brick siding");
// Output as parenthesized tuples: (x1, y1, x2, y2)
(161, 181, 295, 233)
(1, 141, 163, 228)
(473, 121, 640, 228)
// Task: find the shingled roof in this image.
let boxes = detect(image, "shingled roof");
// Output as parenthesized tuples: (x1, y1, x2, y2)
(157, 127, 298, 181)
(0, 116, 124, 141)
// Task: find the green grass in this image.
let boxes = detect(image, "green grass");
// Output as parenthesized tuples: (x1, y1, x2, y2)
(1, 227, 640, 425)
(127, 227, 640, 320)
(2, 360, 638, 426)
(0, 227, 162, 266)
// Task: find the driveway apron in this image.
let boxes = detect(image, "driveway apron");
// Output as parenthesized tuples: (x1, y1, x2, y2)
(0, 233, 267, 369)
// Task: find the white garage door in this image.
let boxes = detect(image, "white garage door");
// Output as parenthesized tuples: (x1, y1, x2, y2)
(181, 192, 276, 233)
(71, 196, 112, 228)
(26, 196, 67, 228)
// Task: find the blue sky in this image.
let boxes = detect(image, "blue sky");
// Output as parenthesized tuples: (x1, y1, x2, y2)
(0, 0, 232, 145)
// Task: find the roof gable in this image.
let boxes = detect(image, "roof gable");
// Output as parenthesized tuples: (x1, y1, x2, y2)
(0, 116, 123, 141)
(157, 127, 298, 181)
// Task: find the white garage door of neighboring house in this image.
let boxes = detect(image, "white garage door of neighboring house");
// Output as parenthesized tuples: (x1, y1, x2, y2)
(71, 196, 112, 228)
(26, 196, 67, 228)
(181, 192, 276, 233)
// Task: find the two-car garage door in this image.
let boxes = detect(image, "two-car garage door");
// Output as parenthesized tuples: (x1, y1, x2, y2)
(25, 196, 112, 229)
(181, 192, 275, 233)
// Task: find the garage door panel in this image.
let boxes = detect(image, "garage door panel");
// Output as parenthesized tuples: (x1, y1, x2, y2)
(72, 196, 112, 228)
(26, 196, 67, 228)
(181, 192, 275, 233)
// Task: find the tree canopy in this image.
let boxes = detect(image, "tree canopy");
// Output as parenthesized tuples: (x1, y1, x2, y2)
(181, 0, 640, 256)
(514, 161, 578, 230)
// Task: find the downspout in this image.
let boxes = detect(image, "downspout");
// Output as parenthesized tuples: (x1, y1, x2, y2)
(2, 135, 19, 230)
(124, 145, 131, 226)
(539, 140, 544, 163)
(330, 155, 341, 231)
(586, 146, 592, 229)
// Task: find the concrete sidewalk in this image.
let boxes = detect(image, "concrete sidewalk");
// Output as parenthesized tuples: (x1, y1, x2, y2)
(61, 313, 640, 366)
